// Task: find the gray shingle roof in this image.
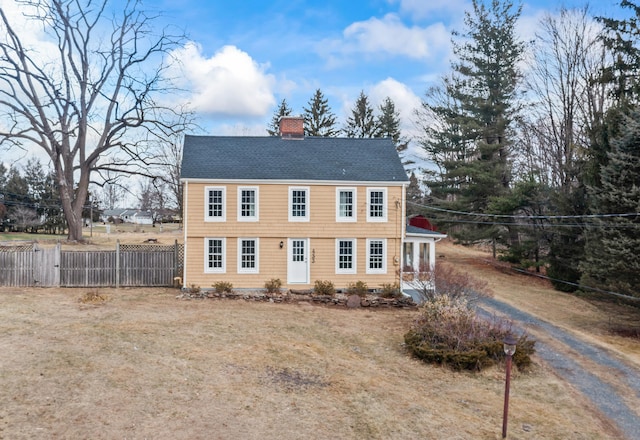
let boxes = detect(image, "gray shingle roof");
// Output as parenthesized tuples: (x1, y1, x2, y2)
(406, 224, 448, 238)
(180, 135, 408, 183)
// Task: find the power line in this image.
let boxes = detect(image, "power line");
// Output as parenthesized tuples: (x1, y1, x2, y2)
(506, 265, 640, 302)
(409, 201, 639, 220)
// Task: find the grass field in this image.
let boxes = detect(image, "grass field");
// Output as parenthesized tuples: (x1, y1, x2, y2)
(1, 239, 637, 439)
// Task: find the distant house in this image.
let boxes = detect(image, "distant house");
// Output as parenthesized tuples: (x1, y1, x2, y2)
(100, 209, 153, 225)
(179, 116, 446, 291)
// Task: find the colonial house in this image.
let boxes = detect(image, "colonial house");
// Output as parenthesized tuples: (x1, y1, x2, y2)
(179, 117, 445, 291)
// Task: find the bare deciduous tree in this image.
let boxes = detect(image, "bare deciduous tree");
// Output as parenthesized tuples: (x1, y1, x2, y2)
(0, 0, 189, 241)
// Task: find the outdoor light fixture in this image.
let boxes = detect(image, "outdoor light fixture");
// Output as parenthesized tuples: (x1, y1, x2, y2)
(279, 241, 284, 249)
(502, 333, 517, 439)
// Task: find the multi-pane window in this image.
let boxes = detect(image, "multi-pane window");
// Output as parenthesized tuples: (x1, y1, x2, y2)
(205, 187, 225, 221)
(367, 188, 387, 221)
(337, 188, 356, 222)
(238, 187, 258, 221)
(367, 239, 386, 274)
(205, 238, 225, 273)
(336, 239, 356, 273)
(289, 187, 309, 221)
(239, 238, 258, 273)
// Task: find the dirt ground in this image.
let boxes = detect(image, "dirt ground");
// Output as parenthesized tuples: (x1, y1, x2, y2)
(0, 238, 637, 439)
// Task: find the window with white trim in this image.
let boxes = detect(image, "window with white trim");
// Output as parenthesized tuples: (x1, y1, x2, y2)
(238, 238, 259, 273)
(367, 188, 387, 222)
(336, 239, 357, 274)
(367, 239, 386, 274)
(238, 187, 258, 221)
(205, 238, 225, 273)
(289, 187, 309, 221)
(205, 186, 226, 221)
(336, 188, 356, 222)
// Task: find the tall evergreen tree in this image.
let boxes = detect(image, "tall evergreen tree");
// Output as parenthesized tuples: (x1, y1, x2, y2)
(417, 0, 524, 244)
(580, 110, 640, 298)
(344, 91, 377, 138)
(303, 89, 338, 137)
(580, 1, 640, 296)
(266, 99, 293, 136)
(376, 97, 413, 167)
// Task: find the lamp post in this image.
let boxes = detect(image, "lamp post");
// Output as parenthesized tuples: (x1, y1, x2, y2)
(502, 333, 517, 438)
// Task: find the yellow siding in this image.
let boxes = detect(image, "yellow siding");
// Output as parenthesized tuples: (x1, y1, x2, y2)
(183, 182, 404, 289)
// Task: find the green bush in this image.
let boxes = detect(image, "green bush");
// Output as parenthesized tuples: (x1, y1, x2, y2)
(379, 282, 402, 298)
(212, 281, 233, 294)
(346, 280, 368, 297)
(404, 295, 535, 371)
(313, 280, 335, 296)
(264, 278, 282, 293)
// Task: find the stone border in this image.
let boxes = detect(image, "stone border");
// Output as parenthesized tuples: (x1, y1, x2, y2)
(176, 289, 417, 309)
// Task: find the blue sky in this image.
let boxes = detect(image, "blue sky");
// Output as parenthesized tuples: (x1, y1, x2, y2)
(0, 0, 629, 167)
(147, 0, 622, 142)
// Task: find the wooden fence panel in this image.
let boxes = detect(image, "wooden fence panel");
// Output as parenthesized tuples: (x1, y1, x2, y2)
(0, 250, 34, 287)
(0, 242, 183, 288)
(119, 251, 177, 286)
(60, 251, 116, 287)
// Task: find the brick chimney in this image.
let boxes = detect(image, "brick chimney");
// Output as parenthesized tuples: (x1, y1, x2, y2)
(279, 116, 304, 139)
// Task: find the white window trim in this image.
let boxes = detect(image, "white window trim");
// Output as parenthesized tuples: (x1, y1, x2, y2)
(237, 237, 259, 274)
(366, 187, 388, 222)
(237, 186, 259, 222)
(335, 238, 357, 274)
(336, 187, 357, 222)
(205, 186, 226, 222)
(204, 237, 226, 274)
(288, 186, 310, 222)
(366, 238, 387, 274)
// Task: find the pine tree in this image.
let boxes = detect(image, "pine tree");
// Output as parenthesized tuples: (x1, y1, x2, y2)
(376, 97, 413, 167)
(266, 99, 293, 136)
(344, 91, 377, 138)
(417, 0, 524, 244)
(303, 89, 338, 137)
(580, 0, 640, 297)
(580, 110, 640, 298)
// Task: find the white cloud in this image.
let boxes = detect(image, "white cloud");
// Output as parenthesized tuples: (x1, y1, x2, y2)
(342, 14, 449, 60)
(169, 43, 276, 117)
(369, 78, 422, 136)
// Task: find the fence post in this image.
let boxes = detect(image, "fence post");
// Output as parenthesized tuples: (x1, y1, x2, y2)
(116, 240, 120, 288)
(174, 239, 178, 277)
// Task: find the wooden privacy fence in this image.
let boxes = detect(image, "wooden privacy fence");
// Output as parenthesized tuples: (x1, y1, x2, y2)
(0, 241, 184, 288)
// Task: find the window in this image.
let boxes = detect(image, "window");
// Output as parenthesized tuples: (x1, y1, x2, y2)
(367, 239, 386, 274)
(205, 238, 225, 273)
(238, 238, 259, 273)
(336, 239, 356, 274)
(336, 188, 356, 222)
(367, 188, 387, 222)
(205, 187, 225, 221)
(238, 187, 258, 221)
(289, 187, 309, 221)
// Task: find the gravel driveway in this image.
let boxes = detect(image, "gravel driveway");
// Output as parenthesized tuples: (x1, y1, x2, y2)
(479, 297, 640, 440)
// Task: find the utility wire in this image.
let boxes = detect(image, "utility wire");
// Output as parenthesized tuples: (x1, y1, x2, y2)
(408, 201, 639, 219)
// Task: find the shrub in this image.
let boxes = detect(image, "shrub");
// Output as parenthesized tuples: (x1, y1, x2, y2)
(346, 281, 368, 297)
(212, 281, 233, 294)
(379, 282, 402, 299)
(404, 262, 492, 303)
(404, 295, 535, 371)
(313, 280, 335, 296)
(264, 278, 282, 294)
(188, 284, 201, 294)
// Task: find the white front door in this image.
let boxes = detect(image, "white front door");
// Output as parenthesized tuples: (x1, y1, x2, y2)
(287, 238, 309, 284)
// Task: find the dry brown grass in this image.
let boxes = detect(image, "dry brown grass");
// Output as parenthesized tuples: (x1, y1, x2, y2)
(0, 282, 625, 439)
(437, 240, 640, 368)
